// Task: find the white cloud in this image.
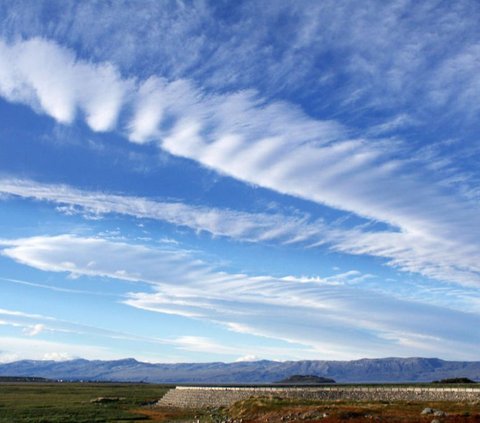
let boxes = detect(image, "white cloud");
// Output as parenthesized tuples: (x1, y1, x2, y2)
(1, 234, 479, 360)
(0, 38, 132, 131)
(0, 306, 320, 361)
(0, 306, 165, 349)
(128, 77, 196, 143)
(0, 336, 114, 363)
(169, 337, 308, 359)
(366, 114, 418, 136)
(0, 5, 478, 364)
(0, 178, 328, 246)
(22, 323, 45, 336)
(429, 43, 480, 116)
(1, 177, 480, 288)
(173, 336, 241, 355)
(235, 354, 261, 362)
(3, 0, 477, 119)
(42, 352, 72, 361)
(0, 37, 480, 291)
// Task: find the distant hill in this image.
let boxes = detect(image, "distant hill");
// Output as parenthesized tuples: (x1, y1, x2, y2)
(432, 377, 477, 384)
(0, 376, 52, 382)
(275, 375, 336, 384)
(0, 357, 479, 384)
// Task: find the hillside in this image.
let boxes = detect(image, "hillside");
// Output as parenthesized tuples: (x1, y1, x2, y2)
(275, 375, 336, 384)
(0, 357, 479, 384)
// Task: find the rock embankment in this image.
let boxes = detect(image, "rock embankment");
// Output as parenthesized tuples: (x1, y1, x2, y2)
(157, 386, 480, 409)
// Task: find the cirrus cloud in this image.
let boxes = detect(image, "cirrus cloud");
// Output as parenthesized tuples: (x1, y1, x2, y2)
(1, 234, 480, 360)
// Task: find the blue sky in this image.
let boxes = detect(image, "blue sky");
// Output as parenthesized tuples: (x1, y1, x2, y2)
(0, 0, 480, 363)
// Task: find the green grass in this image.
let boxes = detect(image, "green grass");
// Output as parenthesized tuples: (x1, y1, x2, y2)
(1, 383, 478, 422)
(0, 382, 171, 422)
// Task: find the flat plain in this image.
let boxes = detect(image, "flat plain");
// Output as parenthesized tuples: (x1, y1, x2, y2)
(0, 382, 172, 422)
(1, 383, 480, 422)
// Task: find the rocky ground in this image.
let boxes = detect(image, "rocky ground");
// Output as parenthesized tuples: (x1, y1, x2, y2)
(146, 397, 480, 422)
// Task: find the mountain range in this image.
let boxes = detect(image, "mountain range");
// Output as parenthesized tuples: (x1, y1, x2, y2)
(0, 357, 479, 384)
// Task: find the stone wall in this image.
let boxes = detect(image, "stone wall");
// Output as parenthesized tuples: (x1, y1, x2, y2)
(157, 386, 480, 409)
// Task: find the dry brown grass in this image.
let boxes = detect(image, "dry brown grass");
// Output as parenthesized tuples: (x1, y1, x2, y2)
(223, 397, 480, 423)
(130, 406, 195, 422)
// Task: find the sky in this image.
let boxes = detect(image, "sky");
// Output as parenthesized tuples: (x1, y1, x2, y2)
(0, 0, 479, 364)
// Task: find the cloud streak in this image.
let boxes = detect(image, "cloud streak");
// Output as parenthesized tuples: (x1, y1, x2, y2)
(0, 177, 329, 245)
(0, 306, 308, 361)
(1, 234, 480, 360)
(0, 37, 479, 290)
(0, 336, 112, 363)
(1, 178, 480, 287)
(3, 0, 480, 121)
(0, 3, 480, 364)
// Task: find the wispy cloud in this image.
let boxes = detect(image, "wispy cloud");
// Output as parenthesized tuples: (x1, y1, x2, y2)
(0, 177, 329, 245)
(22, 323, 45, 336)
(0, 307, 150, 343)
(0, 35, 479, 291)
(1, 234, 479, 360)
(0, 276, 117, 297)
(0, 306, 308, 361)
(1, 177, 480, 287)
(0, 2, 479, 363)
(0, 336, 116, 363)
(3, 1, 479, 120)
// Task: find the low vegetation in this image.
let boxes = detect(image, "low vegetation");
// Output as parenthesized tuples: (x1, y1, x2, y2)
(275, 375, 336, 384)
(0, 377, 51, 382)
(223, 396, 480, 422)
(1, 383, 480, 422)
(0, 382, 171, 422)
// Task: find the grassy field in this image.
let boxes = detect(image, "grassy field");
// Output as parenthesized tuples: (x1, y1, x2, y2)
(1, 383, 480, 422)
(0, 382, 172, 422)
